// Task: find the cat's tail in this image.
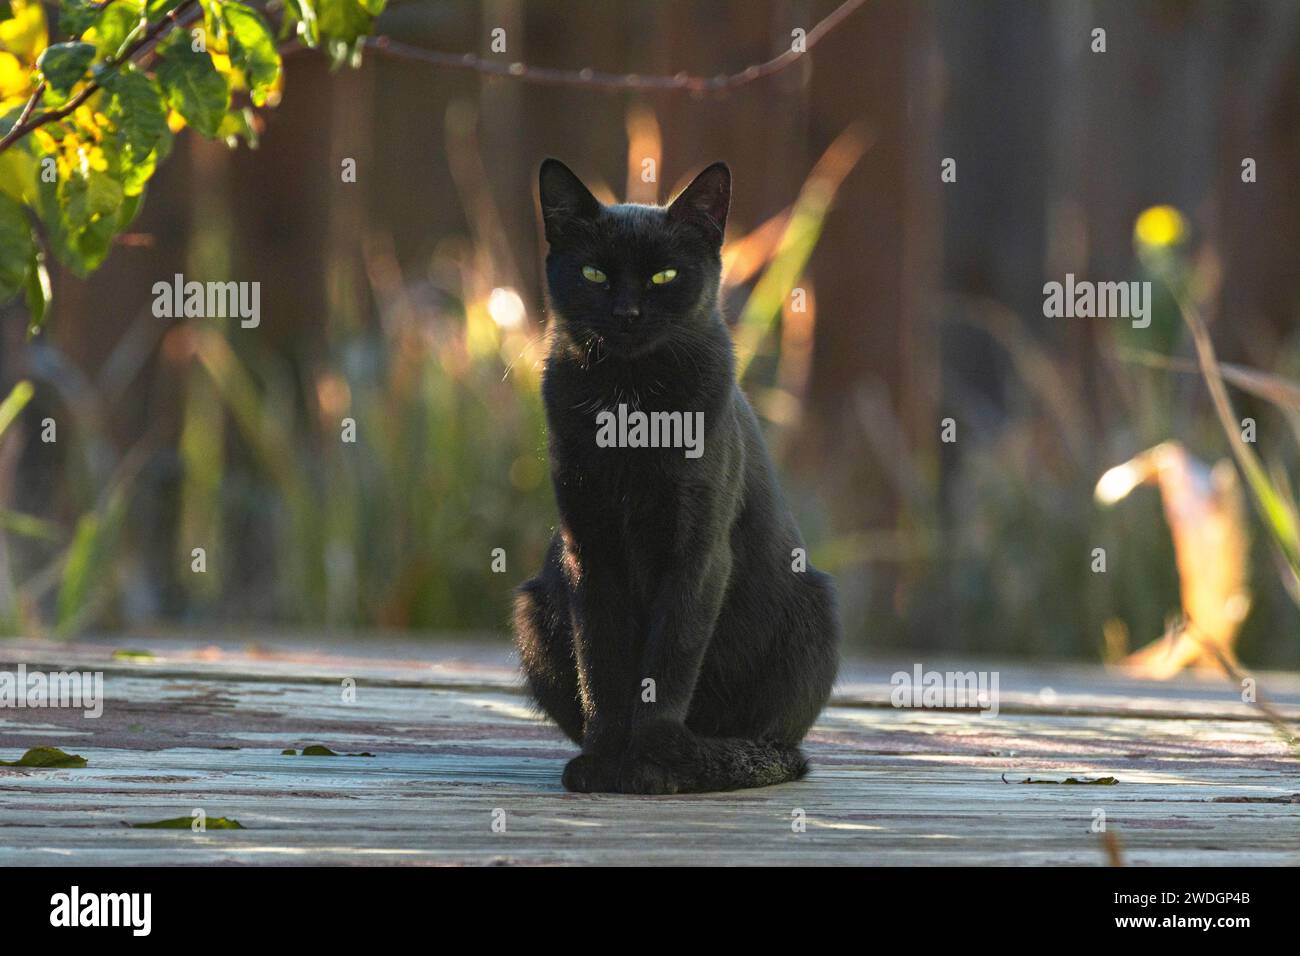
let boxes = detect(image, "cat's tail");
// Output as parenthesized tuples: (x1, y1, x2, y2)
(684, 735, 810, 792)
(627, 721, 810, 793)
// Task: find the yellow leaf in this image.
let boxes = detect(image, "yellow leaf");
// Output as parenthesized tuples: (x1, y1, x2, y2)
(0, 50, 33, 99)
(0, 0, 49, 66)
(1098, 441, 1251, 678)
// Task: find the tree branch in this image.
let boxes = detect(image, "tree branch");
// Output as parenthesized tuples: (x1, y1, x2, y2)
(345, 0, 867, 94)
(3, 0, 866, 157)
(0, 0, 201, 155)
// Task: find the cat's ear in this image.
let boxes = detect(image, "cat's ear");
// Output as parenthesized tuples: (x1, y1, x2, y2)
(667, 162, 731, 244)
(539, 159, 601, 243)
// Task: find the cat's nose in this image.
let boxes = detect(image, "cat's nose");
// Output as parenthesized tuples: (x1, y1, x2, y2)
(612, 303, 641, 322)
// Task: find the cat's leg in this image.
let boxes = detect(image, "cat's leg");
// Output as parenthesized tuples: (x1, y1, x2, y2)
(512, 541, 584, 745)
(622, 562, 839, 794)
(690, 567, 840, 743)
(565, 561, 643, 791)
(618, 545, 732, 794)
(515, 577, 615, 793)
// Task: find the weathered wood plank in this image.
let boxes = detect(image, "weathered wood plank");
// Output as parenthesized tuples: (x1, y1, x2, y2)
(1, 638, 1297, 865)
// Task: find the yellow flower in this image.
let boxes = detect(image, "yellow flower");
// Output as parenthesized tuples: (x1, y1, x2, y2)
(1134, 205, 1187, 249)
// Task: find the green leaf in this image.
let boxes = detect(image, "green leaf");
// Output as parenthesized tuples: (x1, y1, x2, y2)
(85, 167, 123, 216)
(0, 132, 38, 205)
(88, 2, 148, 58)
(60, 0, 104, 38)
(0, 192, 34, 302)
(216, 106, 257, 148)
(133, 816, 244, 829)
(317, 0, 381, 46)
(282, 0, 319, 47)
(0, 747, 87, 768)
(145, 0, 190, 17)
(156, 37, 230, 138)
(102, 67, 169, 196)
(48, 165, 125, 276)
(36, 42, 97, 95)
(104, 67, 168, 154)
(221, 2, 280, 106)
(117, 188, 143, 228)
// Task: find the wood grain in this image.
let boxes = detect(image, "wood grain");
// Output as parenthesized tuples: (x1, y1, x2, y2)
(1, 638, 1297, 865)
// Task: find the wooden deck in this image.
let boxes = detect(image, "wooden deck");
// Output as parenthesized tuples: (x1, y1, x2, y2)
(1, 636, 1297, 865)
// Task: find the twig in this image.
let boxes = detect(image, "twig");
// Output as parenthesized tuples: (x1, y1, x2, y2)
(3, 81, 47, 147)
(340, 0, 868, 94)
(0, 0, 200, 155)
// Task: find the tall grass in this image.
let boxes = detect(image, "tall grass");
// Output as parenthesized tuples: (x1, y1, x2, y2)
(0, 109, 867, 636)
(2, 117, 1297, 667)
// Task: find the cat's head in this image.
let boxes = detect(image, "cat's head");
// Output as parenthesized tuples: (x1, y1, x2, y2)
(538, 158, 730, 358)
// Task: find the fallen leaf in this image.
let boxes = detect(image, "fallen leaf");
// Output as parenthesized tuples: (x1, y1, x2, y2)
(133, 817, 244, 829)
(0, 747, 87, 768)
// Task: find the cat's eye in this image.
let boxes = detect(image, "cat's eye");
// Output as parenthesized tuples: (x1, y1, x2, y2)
(582, 265, 607, 284)
(650, 268, 678, 285)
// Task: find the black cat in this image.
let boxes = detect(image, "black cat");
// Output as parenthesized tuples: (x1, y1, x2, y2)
(513, 158, 840, 794)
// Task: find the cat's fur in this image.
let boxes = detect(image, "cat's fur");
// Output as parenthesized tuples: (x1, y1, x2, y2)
(513, 158, 840, 794)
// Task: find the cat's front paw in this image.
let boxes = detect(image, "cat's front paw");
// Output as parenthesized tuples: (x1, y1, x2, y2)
(616, 721, 698, 795)
(617, 757, 680, 795)
(561, 753, 617, 792)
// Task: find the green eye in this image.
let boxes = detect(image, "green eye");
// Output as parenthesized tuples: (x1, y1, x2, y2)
(651, 268, 678, 285)
(582, 266, 607, 283)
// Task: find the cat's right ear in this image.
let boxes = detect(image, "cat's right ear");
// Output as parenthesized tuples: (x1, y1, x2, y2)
(539, 159, 601, 243)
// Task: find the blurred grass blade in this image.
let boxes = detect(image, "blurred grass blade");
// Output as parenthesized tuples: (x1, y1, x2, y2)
(54, 485, 127, 635)
(735, 124, 872, 378)
(0, 510, 61, 540)
(1174, 294, 1300, 603)
(0, 380, 34, 440)
(192, 326, 300, 493)
(1135, 349, 1300, 444)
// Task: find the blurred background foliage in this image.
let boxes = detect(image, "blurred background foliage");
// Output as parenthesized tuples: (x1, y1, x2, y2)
(1, 0, 1298, 670)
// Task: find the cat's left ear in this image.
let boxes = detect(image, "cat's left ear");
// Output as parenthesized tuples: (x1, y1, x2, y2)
(667, 162, 731, 245)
